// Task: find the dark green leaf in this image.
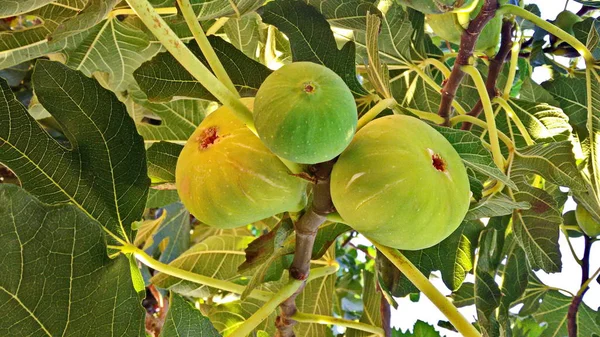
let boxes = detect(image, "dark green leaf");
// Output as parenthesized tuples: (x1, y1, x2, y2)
(147, 141, 183, 184)
(0, 184, 144, 336)
(466, 193, 530, 220)
(392, 221, 484, 296)
(259, 0, 368, 95)
(305, 0, 380, 31)
(191, 0, 263, 21)
(475, 271, 501, 337)
(542, 76, 588, 131)
(50, 0, 120, 42)
(161, 293, 221, 337)
(0, 61, 149, 240)
(346, 271, 382, 337)
(134, 36, 271, 102)
(451, 282, 475, 308)
(393, 320, 440, 336)
(533, 290, 600, 337)
(146, 203, 191, 264)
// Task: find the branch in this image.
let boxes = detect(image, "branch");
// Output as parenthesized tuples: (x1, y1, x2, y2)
(276, 161, 336, 337)
(379, 287, 392, 337)
(461, 19, 514, 130)
(437, 0, 500, 125)
(567, 236, 592, 337)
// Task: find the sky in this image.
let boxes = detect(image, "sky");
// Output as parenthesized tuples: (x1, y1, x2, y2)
(359, 1, 600, 335)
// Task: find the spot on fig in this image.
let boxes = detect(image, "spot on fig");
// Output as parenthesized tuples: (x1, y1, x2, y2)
(431, 152, 446, 172)
(197, 126, 219, 149)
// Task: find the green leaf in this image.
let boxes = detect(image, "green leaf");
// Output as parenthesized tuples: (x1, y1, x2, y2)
(451, 282, 475, 308)
(147, 189, 180, 208)
(0, 0, 57, 17)
(0, 3, 84, 69)
(475, 270, 501, 337)
(130, 90, 215, 142)
(0, 184, 144, 336)
(392, 221, 484, 296)
(499, 240, 529, 316)
(465, 192, 530, 220)
(573, 18, 600, 59)
(259, 0, 368, 96)
(146, 203, 191, 264)
(161, 293, 221, 337)
(0, 61, 149, 240)
(49, 0, 120, 42)
(542, 76, 588, 131)
(519, 77, 559, 108)
(432, 125, 517, 190)
(346, 271, 382, 337)
(305, 0, 380, 31)
(134, 36, 271, 102)
(134, 210, 168, 248)
(476, 216, 509, 273)
(393, 320, 440, 336)
(223, 12, 264, 61)
(151, 235, 255, 298)
(147, 141, 183, 184)
(191, 0, 263, 21)
(296, 255, 337, 336)
(62, 16, 162, 92)
(532, 290, 600, 337)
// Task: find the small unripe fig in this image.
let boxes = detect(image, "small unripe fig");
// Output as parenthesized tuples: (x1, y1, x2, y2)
(176, 99, 307, 228)
(575, 204, 600, 237)
(253, 62, 357, 164)
(330, 115, 470, 250)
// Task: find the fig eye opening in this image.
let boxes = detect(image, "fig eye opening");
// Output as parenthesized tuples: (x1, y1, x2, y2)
(197, 126, 219, 149)
(303, 82, 316, 93)
(431, 153, 447, 172)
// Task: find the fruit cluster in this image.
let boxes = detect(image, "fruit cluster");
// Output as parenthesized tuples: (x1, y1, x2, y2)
(176, 62, 471, 250)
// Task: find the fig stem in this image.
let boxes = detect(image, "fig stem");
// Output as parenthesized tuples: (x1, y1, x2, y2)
(206, 17, 229, 36)
(461, 65, 505, 170)
(292, 312, 385, 336)
(437, 0, 500, 125)
(357, 98, 396, 130)
(502, 38, 520, 99)
(374, 243, 482, 337)
(418, 58, 451, 78)
(409, 65, 467, 115)
(109, 7, 177, 16)
(494, 96, 535, 146)
(176, 0, 239, 96)
(125, 0, 254, 126)
(403, 107, 446, 124)
(497, 4, 594, 64)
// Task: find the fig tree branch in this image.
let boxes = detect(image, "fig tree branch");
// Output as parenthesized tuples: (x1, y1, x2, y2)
(437, 0, 500, 125)
(567, 236, 592, 337)
(461, 20, 514, 131)
(277, 161, 336, 337)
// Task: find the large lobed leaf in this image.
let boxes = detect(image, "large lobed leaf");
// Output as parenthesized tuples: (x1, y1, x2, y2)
(0, 184, 145, 336)
(161, 293, 221, 337)
(0, 61, 149, 240)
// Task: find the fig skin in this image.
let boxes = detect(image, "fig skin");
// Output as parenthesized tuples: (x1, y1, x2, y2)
(330, 115, 471, 250)
(575, 204, 600, 237)
(253, 62, 357, 164)
(175, 99, 307, 228)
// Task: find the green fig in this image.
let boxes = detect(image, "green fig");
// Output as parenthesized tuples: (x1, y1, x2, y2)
(176, 100, 307, 228)
(253, 62, 357, 164)
(575, 204, 600, 237)
(330, 115, 471, 250)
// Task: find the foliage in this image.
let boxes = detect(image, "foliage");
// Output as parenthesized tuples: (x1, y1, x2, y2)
(1, 0, 600, 337)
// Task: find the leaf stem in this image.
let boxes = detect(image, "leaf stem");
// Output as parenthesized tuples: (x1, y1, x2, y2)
(498, 4, 594, 64)
(419, 58, 451, 78)
(206, 17, 229, 35)
(292, 312, 385, 336)
(461, 65, 505, 170)
(402, 107, 446, 124)
(109, 7, 177, 17)
(124, 0, 254, 127)
(494, 96, 535, 146)
(176, 0, 238, 95)
(502, 40, 520, 99)
(449, 111, 514, 152)
(374, 243, 482, 337)
(357, 98, 396, 130)
(228, 279, 305, 337)
(121, 244, 273, 301)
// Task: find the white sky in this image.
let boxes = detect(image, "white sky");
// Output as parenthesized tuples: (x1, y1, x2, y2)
(362, 1, 600, 335)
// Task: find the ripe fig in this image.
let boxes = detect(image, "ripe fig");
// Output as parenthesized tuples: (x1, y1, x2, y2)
(396, 0, 478, 14)
(330, 115, 470, 250)
(176, 99, 307, 228)
(575, 204, 600, 237)
(253, 62, 357, 164)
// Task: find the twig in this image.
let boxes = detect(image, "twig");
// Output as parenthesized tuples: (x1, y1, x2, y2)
(276, 161, 336, 337)
(379, 287, 392, 337)
(437, 0, 500, 125)
(567, 236, 592, 337)
(461, 19, 514, 130)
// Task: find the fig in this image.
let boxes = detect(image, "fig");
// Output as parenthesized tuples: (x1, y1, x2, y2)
(426, 0, 502, 53)
(176, 99, 307, 228)
(396, 0, 478, 14)
(575, 204, 600, 237)
(253, 62, 357, 164)
(330, 115, 470, 250)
